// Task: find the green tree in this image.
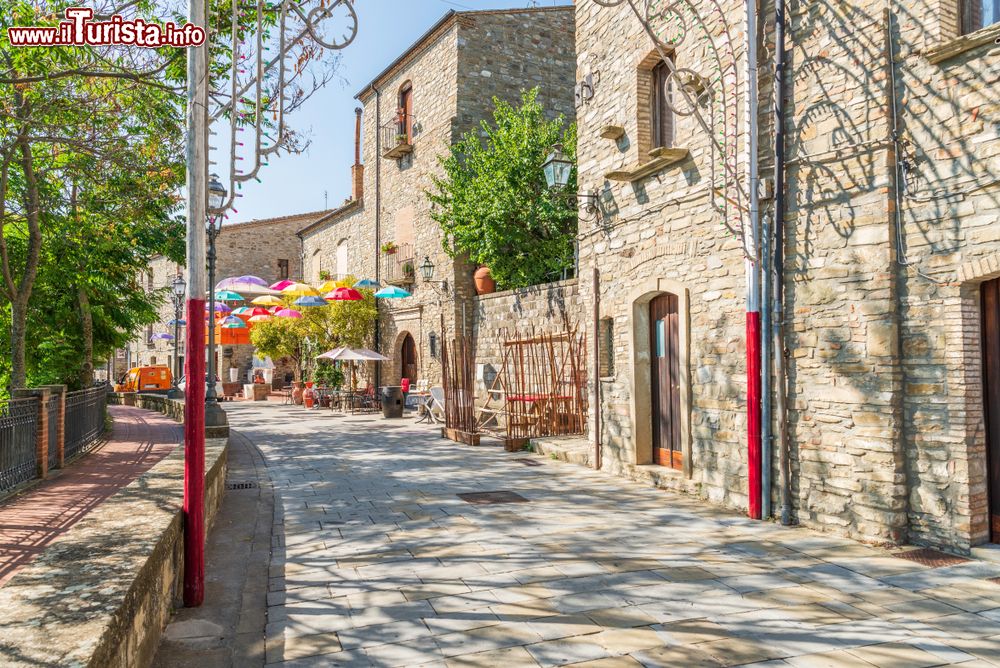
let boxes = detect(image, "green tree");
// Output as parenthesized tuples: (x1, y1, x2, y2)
(429, 88, 578, 290)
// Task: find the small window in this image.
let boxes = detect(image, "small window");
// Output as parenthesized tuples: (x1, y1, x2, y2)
(150, 356, 157, 366)
(277, 259, 289, 280)
(651, 60, 674, 149)
(962, 0, 999, 33)
(599, 317, 614, 377)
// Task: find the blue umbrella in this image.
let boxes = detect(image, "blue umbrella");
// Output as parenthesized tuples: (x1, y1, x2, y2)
(374, 286, 411, 299)
(222, 315, 243, 325)
(353, 278, 381, 289)
(294, 296, 329, 307)
(167, 319, 187, 327)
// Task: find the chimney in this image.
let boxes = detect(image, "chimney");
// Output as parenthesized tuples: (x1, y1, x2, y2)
(351, 107, 364, 202)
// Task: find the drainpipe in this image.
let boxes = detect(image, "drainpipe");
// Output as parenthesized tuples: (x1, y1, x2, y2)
(774, 0, 791, 525)
(593, 266, 602, 470)
(745, 0, 763, 520)
(373, 84, 382, 387)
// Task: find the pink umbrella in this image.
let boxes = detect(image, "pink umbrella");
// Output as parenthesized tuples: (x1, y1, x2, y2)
(275, 308, 303, 319)
(270, 279, 295, 291)
(248, 314, 273, 324)
(325, 287, 362, 301)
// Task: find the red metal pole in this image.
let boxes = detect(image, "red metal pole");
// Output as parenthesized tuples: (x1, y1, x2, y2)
(183, 298, 206, 606)
(746, 310, 762, 520)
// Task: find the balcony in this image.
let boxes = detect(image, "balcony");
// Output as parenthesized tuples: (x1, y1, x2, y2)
(381, 113, 415, 159)
(381, 243, 416, 286)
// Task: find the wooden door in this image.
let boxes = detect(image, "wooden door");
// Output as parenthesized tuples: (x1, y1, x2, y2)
(399, 85, 413, 141)
(650, 293, 682, 469)
(401, 334, 417, 384)
(982, 278, 1000, 542)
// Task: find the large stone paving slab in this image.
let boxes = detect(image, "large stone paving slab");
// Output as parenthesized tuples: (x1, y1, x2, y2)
(225, 404, 1000, 667)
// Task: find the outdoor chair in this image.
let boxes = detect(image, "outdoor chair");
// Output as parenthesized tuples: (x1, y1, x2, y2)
(428, 386, 446, 424)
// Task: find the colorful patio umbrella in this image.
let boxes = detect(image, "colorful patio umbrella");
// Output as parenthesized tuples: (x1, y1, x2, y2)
(275, 308, 303, 319)
(317, 280, 340, 293)
(221, 315, 243, 325)
(222, 320, 247, 329)
(251, 295, 285, 307)
(374, 286, 411, 299)
(232, 306, 271, 317)
(167, 319, 186, 327)
(207, 302, 232, 313)
(214, 290, 245, 301)
(248, 314, 272, 324)
(270, 279, 295, 291)
(281, 282, 319, 297)
(353, 278, 381, 289)
(217, 275, 267, 289)
(325, 287, 362, 301)
(150, 333, 175, 341)
(294, 296, 328, 308)
(317, 346, 389, 362)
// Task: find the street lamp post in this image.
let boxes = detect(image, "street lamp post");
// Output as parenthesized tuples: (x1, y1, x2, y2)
(205, 174, 228, 428)
(170, 273, 186, 397)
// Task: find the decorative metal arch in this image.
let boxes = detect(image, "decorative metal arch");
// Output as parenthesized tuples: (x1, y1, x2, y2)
(592, 0, 749, 248)
(207, 0, 359, 214)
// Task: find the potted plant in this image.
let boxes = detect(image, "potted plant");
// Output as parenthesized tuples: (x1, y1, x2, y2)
(381, 241, 398, 255)
(318, 269, 331, 281)
(395, 133, 408, 145)
(403, 261, 415, 278)
(474, 266, 496, 295)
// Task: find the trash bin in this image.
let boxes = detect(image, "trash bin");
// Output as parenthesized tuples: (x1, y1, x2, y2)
(381, 386, 404, 418)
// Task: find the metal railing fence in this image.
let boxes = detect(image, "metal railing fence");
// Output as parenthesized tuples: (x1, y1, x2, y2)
(64, 386, 108, 461)
(0, 398, 41, 495)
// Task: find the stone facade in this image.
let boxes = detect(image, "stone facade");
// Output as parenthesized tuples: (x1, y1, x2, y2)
(300, 7, 577, 387)
(127, 211, 324, 384)
(574, 0, 1000, 552)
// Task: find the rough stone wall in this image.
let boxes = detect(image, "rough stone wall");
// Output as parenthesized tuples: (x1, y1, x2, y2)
(575, 0, 753, 510)
(455, 9, 577, 131)
(471, 279, 581, 400)
(576, 0, 1000, 550)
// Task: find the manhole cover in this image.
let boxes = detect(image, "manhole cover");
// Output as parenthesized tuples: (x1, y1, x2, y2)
(226, 481, 259, 491)
(457, 491, 529, 505)
(893, 548, 970, 568)
(513, 458, 542, 467)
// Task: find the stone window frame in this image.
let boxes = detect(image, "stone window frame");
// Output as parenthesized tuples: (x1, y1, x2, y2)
(627, 276, 693, 478)
(636, 48, 676, 159)
(599, 316, 615, 379)
(924, 0, 1000, 63)
(277, 259, 289, 280)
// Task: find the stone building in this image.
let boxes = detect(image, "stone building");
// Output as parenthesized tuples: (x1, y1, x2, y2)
(570, 0, 1000, 553)
(300, 6, 577, 386)
(126, 211, 324, 383)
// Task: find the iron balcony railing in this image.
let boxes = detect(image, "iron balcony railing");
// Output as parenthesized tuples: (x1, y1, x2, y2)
(380, 113, 415, 159)
(381, 242, 416, 286)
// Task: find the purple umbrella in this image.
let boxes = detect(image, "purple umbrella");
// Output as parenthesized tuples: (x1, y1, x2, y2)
(207, 302, 232, 313)
(150, 333, 175, 341)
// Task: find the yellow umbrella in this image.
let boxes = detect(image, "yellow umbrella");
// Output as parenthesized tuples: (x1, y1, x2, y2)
(281, 282, 320, 297)
(317, 280, 339, 293)
(251, 295, 285, 306)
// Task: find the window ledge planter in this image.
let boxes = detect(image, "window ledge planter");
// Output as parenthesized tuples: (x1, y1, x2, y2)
(605, 147, 689, 182)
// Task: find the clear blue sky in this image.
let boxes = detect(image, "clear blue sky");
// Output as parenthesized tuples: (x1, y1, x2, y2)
(231, 0, 573, 223)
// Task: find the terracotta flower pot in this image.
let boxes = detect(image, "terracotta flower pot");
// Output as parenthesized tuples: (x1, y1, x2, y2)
(474, 266, 496, 295)
(303, 382, 316, 409)
(292, 381, 304, 405)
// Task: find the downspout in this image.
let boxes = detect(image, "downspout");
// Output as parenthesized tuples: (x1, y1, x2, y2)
(774, 0, 791, 525)
(745, 0, 763, 520)
(593, 266, 602, 470)
(373, 84, 382, 387)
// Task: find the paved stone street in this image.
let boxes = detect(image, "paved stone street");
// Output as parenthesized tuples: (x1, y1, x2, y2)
(226, 402, 1000, 668)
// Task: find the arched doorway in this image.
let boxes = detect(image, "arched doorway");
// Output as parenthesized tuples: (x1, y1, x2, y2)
(400, 333, 417, 384)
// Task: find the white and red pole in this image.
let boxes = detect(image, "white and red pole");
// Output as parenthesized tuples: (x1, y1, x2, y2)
(745, 0, 762, 520)
(182, 0, 208, 607)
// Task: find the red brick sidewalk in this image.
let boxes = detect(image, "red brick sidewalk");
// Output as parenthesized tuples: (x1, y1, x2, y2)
(0, 404, 182, 586)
